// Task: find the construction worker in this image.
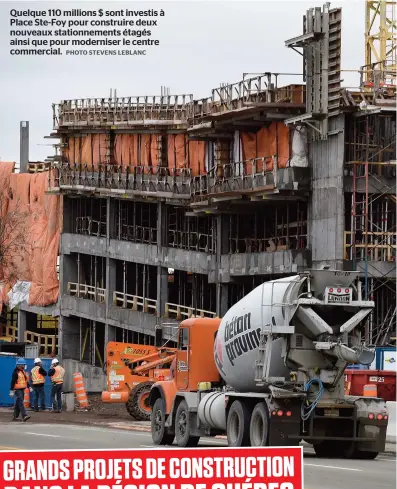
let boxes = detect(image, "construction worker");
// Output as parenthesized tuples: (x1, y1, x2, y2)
(9, 358, 31, 422)
(30, 358, 47, 412)
(48, 358, 65, 413)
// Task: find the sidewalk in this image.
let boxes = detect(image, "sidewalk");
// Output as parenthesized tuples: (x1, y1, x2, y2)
(0, 407, 395, 454)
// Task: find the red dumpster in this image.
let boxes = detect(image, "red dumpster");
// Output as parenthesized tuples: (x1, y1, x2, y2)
(344, 370, 396, 401)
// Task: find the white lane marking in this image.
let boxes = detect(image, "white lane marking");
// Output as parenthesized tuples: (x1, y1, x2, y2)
(25, 432, 61, 438)
(304, 463, 362, 472)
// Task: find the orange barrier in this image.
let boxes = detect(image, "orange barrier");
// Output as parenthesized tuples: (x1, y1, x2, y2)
(363, 384, 378, 397)
(344, 380, 351, 396)
(24, 389, 30, 409)
(73, 372, 89, 408)
(23, 372, 30, 409)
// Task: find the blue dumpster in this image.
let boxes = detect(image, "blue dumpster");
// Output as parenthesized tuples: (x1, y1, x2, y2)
(0, 356, 54, 409)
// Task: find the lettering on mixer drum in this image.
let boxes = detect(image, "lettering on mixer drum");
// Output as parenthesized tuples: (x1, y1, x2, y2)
(223, 312, 261, 366)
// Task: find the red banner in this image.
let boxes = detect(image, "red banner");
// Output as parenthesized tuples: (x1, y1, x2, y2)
(0, 447, 302, 489)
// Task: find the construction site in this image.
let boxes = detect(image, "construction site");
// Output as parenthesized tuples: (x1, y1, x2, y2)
(0, 1, 395, 385)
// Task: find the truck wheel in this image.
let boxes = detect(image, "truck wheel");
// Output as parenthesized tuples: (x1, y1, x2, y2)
(227, 400, 251, 447)
(356, 451, 378, 460)
(175, 400, 200, 447)
(126, 381, 154, 421)
(151, 398, 174, 446)
(313, 441, 337, 458)
(341, 442, 378, 460)
(250, 402, 269, 446)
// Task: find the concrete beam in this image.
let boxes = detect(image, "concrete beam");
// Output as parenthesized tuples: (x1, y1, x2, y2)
(18, 301, 60, 317)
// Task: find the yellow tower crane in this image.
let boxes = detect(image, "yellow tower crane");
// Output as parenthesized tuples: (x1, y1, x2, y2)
(363, 0, 397, 87)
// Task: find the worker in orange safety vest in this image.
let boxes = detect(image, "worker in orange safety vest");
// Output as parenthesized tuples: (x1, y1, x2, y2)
(9, 358, 31, 422)
(30, 358, 47, 412)
(48, 358, 65, 413)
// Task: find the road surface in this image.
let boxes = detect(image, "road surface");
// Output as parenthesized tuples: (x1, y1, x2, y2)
(0, 422, 395, 489)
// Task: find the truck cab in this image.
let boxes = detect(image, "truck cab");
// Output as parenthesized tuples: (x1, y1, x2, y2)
(148, 317, 222, 445)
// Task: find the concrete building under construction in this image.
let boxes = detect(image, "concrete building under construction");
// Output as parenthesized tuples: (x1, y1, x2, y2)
(1, 2, 395, 371)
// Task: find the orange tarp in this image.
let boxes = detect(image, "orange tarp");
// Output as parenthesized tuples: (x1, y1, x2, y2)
(65, 134, 108, 169)
(114, 134, 139, 168)
(66, 133, 206, 176)
(0, 162, 16, 311)
(0, 165, 61, 312)
(167, 134, 187, 170)
(188, 141, 206, 176)
(241, 122, 290, 172)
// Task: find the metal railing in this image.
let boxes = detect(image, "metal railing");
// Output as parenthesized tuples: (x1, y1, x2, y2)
(118, 224, 157, 245)
(191, 157, 276, 199)
(164, 302, 217, 320)
(50, 163, 192, 196)
(113, 291, 157, 313)
(189, 75, 305, 122)
(53, 94, 194, 128)
(168, 230, 215, 253)
(75, 217, 107, 237)
(67, 282, 106, 303)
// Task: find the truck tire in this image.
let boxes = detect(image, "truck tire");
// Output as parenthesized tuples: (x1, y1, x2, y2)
(313, 441, 337, 458)
(227, 400, 251, 447)
(126, 381, 154, 421)
(151, 398, 174, 446)
(250, 402, 269, 446)
(342, 442, 378, 460)
(356, 451, 378, 460)
(175, 400, 200, 447)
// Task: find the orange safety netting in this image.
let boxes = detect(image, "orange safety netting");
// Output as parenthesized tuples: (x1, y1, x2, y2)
(241, 122, 290, 172)
(0, 165, 61, 312)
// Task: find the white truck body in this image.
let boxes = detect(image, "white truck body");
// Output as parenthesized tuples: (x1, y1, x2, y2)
(150, 269, 389, 458)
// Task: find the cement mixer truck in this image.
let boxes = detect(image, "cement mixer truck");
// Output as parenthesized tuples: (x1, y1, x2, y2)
(148, 269, 389, 459)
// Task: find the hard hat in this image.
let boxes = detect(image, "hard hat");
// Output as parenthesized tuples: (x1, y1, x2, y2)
(34, 358, 41, 364)
(16, 358, 26, 366)
(51, 358, 59, 365)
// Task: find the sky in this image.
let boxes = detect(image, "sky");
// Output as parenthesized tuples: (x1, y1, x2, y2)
(0, 0, 365, 163)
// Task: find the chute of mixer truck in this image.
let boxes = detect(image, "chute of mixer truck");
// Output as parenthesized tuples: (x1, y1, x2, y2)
(148, 269, 388, 459)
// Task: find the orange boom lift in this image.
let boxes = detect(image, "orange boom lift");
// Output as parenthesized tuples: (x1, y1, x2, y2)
(101, 341, 176, 420)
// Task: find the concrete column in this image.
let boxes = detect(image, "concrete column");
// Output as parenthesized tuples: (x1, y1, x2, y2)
(19, 121, 29, 174)
(17, 121, 29, 341)
(105, 258, 117, 319)
(216, 215, 230, 317)
(61, 254, 78, 296)
(157, 201, 166, 248)
(59, 316, 80, 360)
(107, 197, 116, 242)
(17, 310, 27, 342)
(219, 285, 229, 318)
(309, 115, 345, 270)
(105, 324, 117, 346)
(156, 266, 169, 317)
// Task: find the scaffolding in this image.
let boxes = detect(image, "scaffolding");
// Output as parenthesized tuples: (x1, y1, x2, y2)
(345, 110, 396, 345)
(228, 203, 307, 254)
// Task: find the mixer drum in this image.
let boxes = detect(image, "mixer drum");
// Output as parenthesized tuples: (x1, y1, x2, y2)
(214, 277, 295, 392)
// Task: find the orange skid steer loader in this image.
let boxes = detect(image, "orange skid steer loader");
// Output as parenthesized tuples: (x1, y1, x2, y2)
(101, 342, 176, 421)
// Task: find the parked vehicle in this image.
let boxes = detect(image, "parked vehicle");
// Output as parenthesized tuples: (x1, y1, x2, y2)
(102, 341, 175, 420)
(149, 269, 388, 459)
